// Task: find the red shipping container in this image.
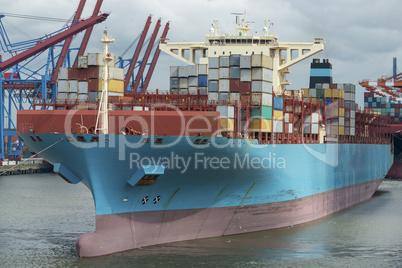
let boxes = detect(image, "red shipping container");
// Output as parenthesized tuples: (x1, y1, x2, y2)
(88, 79, 99, 92)
(330, 83, 337, 89)
(230, 79, 240, 92)
(68, 67, 88, 81)
(239, 81, 251, 95)
(382, 104, 386, 108)
(338, 98, 345, 108)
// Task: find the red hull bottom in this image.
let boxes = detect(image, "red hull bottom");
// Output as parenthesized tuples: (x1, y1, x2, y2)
(76, 179, 381, 257)
(386, 162, 402, 178)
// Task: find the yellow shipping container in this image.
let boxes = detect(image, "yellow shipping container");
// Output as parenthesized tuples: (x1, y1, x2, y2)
(220, 118, 234, 131)
(249, 119, 272, 132)
(339, 108, 345, 117)
(324, 89, 332, 98)
(339, 126, 345, 135)
(273, 110, 283, 120)
(340, 90, 345, 99)
(97, 79, 124, 93)
(302, 88, 309, 98)
(331, 88, 339, 98)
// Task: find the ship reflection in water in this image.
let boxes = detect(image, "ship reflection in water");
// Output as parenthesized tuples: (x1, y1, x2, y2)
(0, 174, 401, 267)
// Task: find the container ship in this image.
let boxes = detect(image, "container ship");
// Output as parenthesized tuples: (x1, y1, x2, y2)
(17, 15, 393, 257)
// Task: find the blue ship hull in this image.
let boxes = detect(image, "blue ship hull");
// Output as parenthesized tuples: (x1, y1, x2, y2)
(19, 133, 392, 256)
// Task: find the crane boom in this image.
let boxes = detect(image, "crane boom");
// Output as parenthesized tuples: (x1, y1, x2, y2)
(0, 13, 109, 72)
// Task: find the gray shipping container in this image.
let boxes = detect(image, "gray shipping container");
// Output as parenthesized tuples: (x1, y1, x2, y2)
(68, 80, 78, 93)
(88, 91, 99, 101)
(78, 81, 88, 94)
(208, 80, 219, 92)
(199, 87, 208, 95)
(251, 80, 272, 94)
(219, 56, 230, 67)
(230, 67, 240, 79)
(188, 65, 198, 76)
(189, 86, 198, 95)
(219, 93, 229, 101)
(178, 66, 189, 77)
(68, 93, 77, 100)
(179, 89, 188, 94)
(188, 76, 198, 87)
(170, 77, 179, 89)
(209, 57, 219, 69)
(58, 80, 69, 93)
(230, 54, 241, 66)
(170, 66, 179, 77)
(78, 93, 88, 101)
(58, 68, 69, 80)
(57, 92, 68, 100)
(251, 54, 273, 68)
(219, 68, 230, 79)
(179, 78, 188, 88)
(240, 55, 251, 68)
(208, 92, 219, 101)
(198, 64, 208, 75)
(209, 68, 219, 80)
(240, 69, 251, 82)
(218, 79, 230, 92)
(309, 88, 317, 98)
(77, 56, 88, 68)
(251, 67, 272, 81)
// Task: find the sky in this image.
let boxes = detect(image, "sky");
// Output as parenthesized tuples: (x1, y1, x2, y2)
(2, 0, 402, 106)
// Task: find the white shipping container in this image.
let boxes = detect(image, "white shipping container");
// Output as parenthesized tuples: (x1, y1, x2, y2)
(77, 56, 88, 68)
(251, 67, 273, 81)
(350, 127, 355, 136)
(350, 118, 355, 128)
(68, 80, 78, 93)
(240, 55, 251, 68)
(309, 88, 317, 98)
(68, 93, 77, 100)
(219, 56, 230, 67)
(178, 66, 189, 77)
(240, 69, 251, 82)
(273, 120, 283, 133)
(58, 80, 69, 93)
(179, 78, 188, 88)
(199, 87, 208, 95)
(304, 123, 319, 134)
(251, 80, 272, 94)
(179, 89, 188, 94)
(188, 65, 198, 76)
(209, 68, 219, 80)
(78, 81, 88, 94)
(251, 54, 273, 68)
(93, 67, 124, 80)
(58, 68, 69, 80)
(219, 68, 230, 79)
(198, 64, 208, 75)
(286, 123, 293, 134)
(188, 76, 198, 87)
(88, 53, 115, 66)
(351, 110, 356, 119)
(217, 105, 235, 118)
(170, 66, 179, 77)
(57, 92, 68, 99)
(218, 79, 230, 92)
(339, 117, 345, 126)
(189, 86, 198, 95)
(78, 93, 87, 101)
(230, 93, 240, 102)
(208, 92, 219, 101)
(323, 83, 330, 89)
(251, 93, 273, 106)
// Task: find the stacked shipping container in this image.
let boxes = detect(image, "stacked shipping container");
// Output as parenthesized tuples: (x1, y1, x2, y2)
(364, 92, 402, 122)
(57, 53, 124, 102)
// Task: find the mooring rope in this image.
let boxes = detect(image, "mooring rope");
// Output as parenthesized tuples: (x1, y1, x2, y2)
(0, 138, 63, 176)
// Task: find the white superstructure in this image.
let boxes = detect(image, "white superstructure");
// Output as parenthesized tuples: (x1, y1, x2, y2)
(160, 13, 324, 95)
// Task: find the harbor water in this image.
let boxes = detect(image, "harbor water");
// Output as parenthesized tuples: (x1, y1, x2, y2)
(0, 173, 401, 267)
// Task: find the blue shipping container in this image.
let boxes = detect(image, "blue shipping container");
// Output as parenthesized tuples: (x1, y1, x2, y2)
(325, 98, 332, 105)
(273, 97, 283, 111)
(198, 75, 208, 87)
(368, 102, 372, 108)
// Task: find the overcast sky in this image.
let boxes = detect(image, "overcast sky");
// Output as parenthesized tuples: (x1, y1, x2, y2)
(2, 0, 402, 105)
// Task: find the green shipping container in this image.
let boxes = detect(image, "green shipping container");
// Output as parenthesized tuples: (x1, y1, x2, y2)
(250, 105, 272, 120)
